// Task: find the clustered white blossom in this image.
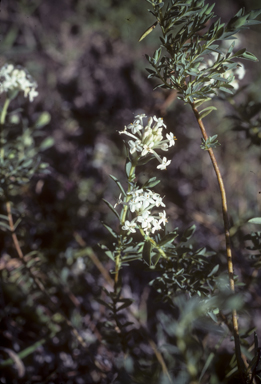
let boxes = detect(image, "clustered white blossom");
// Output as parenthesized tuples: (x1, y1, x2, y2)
(119, 114, 175, 170)
(0, 63, 38, 101)
(199, 52, 245, 91)
(120, 188, 168, 235)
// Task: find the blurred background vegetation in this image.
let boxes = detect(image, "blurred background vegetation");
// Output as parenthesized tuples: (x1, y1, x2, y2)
(0, 0, 261, 383)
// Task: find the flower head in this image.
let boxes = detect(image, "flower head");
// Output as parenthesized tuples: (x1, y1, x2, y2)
(119, 115, 175, 170)
(121, 189, 168, 235)
(0, 63, 38, 101)
(198, 51, 246, 92)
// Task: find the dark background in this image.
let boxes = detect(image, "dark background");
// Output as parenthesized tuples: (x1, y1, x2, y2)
(0, 0, 261, 383)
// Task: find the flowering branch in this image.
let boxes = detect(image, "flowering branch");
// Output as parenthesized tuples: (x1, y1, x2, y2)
(138, 0, 261, 379)
(109, 114, 176, 283)
(0, 63, 87, 350)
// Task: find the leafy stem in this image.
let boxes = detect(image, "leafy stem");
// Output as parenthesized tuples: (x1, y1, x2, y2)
(0, 96, 86, 350)
(115, 160, 137, 284)
(0, 97, 10, 161)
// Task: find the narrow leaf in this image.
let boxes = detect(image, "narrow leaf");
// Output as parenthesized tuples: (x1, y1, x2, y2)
(117, 299, 134, 312)
(14, 218, 22, 231)
(143, 177, 161, 189)
(248, 217, 261, 225)
(193, 98, 211, 108)
(139, 21, 158, 42)
(102, 223, 118, 238)
(0, 214, 9, 221)
(142, 241, 152, 266)
(0, 347, 25, 377)
(96, 298, 113, 310)
(199, 352, 215, 382)
(233, 48, 246, 57)
(125, 160, 132, 177)
(219, 86, 234, 95)
(104, 250, 115, 262)
(39, 137, 55, 151)
(159, 232, 178, 246)
(199, 106, 217, 119)
(109, 175, 126, 196)
(35, 112, 51, 129)
(180, 224, 196, 242)
(121, 254, 142, 262)
(102, 199, 120, 219)
(207, 264, 219, 277)
(241, 51, 259, 62)
(0, 221, 11, 231)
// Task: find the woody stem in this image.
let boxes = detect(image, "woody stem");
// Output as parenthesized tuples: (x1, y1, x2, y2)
(191, 103, 245, 378)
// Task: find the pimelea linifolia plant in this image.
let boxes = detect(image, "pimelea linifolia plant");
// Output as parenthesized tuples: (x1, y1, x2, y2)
(0, 63, 87, 361)
(101, 1, 261, 382)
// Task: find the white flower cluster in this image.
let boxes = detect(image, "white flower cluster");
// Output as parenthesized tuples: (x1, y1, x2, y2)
(121, 188, 168, 235)
(119, 114, 175, 170)
(223, 63, 245, 91)
(199, 52, 246, 91)
(0, 63, 38, 101)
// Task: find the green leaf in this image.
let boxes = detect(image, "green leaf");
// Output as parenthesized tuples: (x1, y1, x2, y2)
(109, 175, 126, 196)
(248, 9, 261, 20)
(142, 241, 152, 266)
(209, 134, 218, 142)
(233, 48, 246, 58)
(207, 264, 219, 277)
(0, 338, 47, 370)
(121, 254, 142, 262)
(35, 112, 51, 129)
(0, 214, 9, 221)
(152, 252, 161, 267)
(193, 98, 211, 108)
(39, 137, 54, 151)
(0, 221, 11, 231)
(125, 160, 132, 177)
(102, 223, 118, 238)
(157, 2, 164, 9)
(199, 106, 217, 119)
(205, 3, 215, 15)
(207, 44, 223, 55)
(254, 331, 259, 352)
(227, 41, 235, 54)
(14, 218, 22, 231)
(248, 218, 261, 225)
(219, 86, 234, 95)
(180, 224, 196, 242)
(137, 153, 154, 165)
(96, 298, 113, 310)
(175, 268, 185, 276)
(102, 199, 120, 219)
(199, 352, 215, 382)
(240, 51, 259, 62)
(146, 68, 156, 75)
(104, 250, 115, 262)
(8, 89, 19, 100)
(201, 135, 221, 150)
(158, 232, 178, 246)
(153, 47, 162, 63)
(117, 298, 134, 312)
(143, 176, 160, 189)
(139, 21, 158, 42)
(227, 14, 249, 31)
